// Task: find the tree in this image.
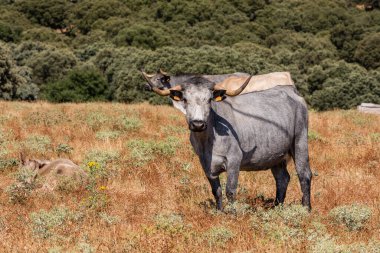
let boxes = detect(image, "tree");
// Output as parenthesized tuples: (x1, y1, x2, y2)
(26, 47, 77, 84)
(354, 32, 380, 69)
(0, 21, 22, 42)
(17, 0, 71, 30)
(0, 42, 38, 100)
(42, 67, 108, 102)
(330, 23, 365, 62)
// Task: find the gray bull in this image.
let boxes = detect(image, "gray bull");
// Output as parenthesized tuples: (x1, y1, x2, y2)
(143, 73, 312, 211)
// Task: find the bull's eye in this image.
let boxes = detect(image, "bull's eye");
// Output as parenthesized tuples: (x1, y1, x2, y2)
(183, 98, 187, 104)
(208, 98, 212, 103)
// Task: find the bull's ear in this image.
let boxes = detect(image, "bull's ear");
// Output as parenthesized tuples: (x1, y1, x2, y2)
(170, 90, 183, 101)
(213, 90, 226, 102)
(36, 160, 49, 169)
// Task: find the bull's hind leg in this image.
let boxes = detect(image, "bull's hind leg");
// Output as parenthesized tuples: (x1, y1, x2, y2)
(291, 128, 312, 210)
(271, 160, 290, 205)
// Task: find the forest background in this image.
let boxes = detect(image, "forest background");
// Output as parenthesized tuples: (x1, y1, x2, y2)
(1, 0, 379, 110)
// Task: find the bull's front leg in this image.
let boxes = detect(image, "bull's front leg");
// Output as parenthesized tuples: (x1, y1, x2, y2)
(207, 176, 223, 211)
(226, 162, 240, 204)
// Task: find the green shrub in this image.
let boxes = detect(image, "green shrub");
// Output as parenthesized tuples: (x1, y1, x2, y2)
(30, 207, 83, 239)
(17, 0, 71, 29)
(224, 201, 253, 215)
(24, 134, 51, 153)
(0, 158, 18, 171)
(56, 176, 84, 193)
(120, 116, 142, 131)
(0, 42, 39, 101)
(0, 21, 22, 42)
(95, 130, 120, 141)
(72, 0, 131, 34)
(56, 143, 73, 154)
(127, 137, 179, 166)
(26, 48, 77, 85)
(354, 32, 380, 69)
(86, 111, 110, 131)
(77, 242, 95, 253)
(43, 67, 108, 103)
(154, 213, 185, 234)
(310, 236, 340, 253)
(257, 204, 309, 228)
(6, 167, 38, 204)
(204, 226, 234, 247)
(99, 212, 120, 226)
(84, 149, 119, 168)
(329, 204, 372, 231)
(308, 130, 322, 141)
(251, 205, 310, 243)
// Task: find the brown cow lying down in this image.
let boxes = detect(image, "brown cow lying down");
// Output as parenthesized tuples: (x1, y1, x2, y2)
(21, 156, 87, 191)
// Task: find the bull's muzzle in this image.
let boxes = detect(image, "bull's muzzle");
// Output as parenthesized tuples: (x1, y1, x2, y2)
(189, 120, 207, 132)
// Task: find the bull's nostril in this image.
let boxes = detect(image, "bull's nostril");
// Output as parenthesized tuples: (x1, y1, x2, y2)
(190, 120, 207, 131)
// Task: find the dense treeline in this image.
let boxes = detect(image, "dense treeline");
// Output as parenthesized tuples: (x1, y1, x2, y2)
(0, 0, 379, 110)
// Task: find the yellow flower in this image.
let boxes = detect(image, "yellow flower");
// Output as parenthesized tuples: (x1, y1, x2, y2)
(99, 186, 107, 191)
(87, 161, 99, 168)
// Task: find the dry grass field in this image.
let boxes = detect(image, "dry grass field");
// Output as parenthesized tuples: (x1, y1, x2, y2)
(0, 101, 379, 252)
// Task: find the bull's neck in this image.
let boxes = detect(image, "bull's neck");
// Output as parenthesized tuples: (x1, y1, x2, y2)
(170, 75, 197, 87)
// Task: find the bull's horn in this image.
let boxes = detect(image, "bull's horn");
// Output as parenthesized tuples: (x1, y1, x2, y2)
(141, 70, 155, 87)
(152, 85, 182, 96)
(159, 68, 169, 76)
(215, 75, 253, 96)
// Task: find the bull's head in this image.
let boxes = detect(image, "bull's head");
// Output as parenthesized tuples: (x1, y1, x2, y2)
(141, 69, 171, 91)
(144, 73, 252, 132)
(20, 152, 50, 170)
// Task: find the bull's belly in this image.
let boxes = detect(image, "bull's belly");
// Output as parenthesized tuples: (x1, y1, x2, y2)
(240, 153, 289, 171)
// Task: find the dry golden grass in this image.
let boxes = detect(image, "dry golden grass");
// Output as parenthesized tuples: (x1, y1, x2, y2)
(0, 101, 379, 252)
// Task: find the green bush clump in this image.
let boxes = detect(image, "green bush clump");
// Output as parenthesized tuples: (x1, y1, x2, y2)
(17, 0, 71, 29)
(24, 134, 51, 153)
(120, 116, 142, 131)
(99, 212, 120, 226)
(0, 158, 18, 171)
(154, 213, 185, 234)
(354, 32, 380, 69)
(43, 67, 108, 103)
(329, 204, 372, 231)
(95, 130, 120, 141)
(0, 21, 22, 42)
(203, 226, 234, 247)
(86, 111, 110, 131)
(30, 207, 83, 239)
(308, 130, 322, 141)
(127, 137, 179, 166)
(84, 149, 119, 168)
(251, 205, 310, 243)
(257, 204, 309, 228)
(6, 167, 38, 204)
(0, 42, 39, 101)
(56, 143, 73, 154)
